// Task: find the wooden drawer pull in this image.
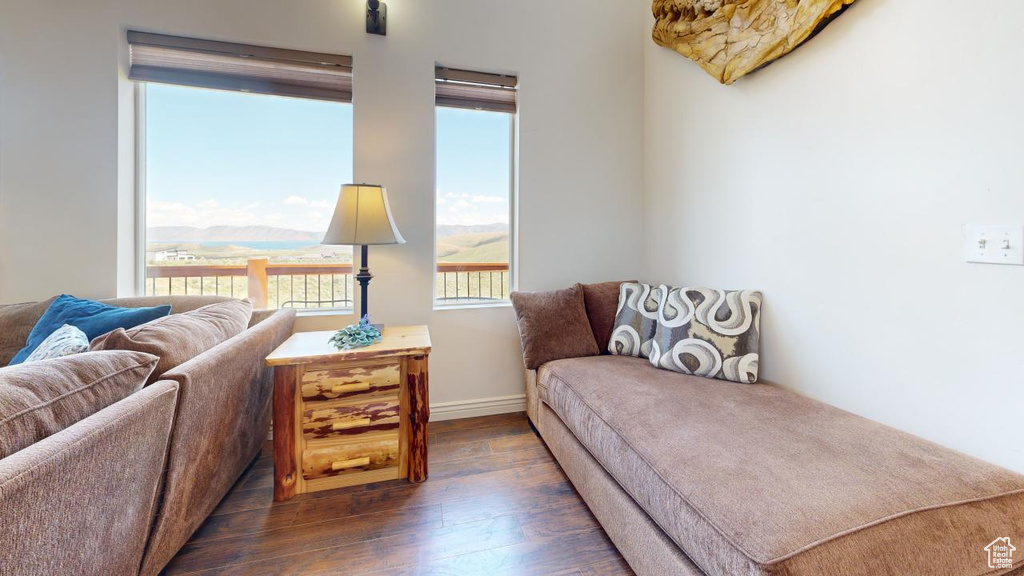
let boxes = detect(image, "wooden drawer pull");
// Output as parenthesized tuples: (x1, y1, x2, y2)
(330, 381, 370, 394)
(332, 457, 371, 471)
(332, 418, 371, 431)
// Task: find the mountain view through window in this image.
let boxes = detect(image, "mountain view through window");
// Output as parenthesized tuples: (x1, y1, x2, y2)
(143, 83, 354, 310)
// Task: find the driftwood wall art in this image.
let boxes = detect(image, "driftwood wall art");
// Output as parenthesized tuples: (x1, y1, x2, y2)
(652, 0, 856, 85)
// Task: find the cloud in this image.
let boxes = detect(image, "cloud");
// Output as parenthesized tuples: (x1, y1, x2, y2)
(148, 200, 269, 228)
(436, 189, 508, 226)
(307, 211, 329, 222)
(149, 194, 337, 232)
(440, 192, 504, 204)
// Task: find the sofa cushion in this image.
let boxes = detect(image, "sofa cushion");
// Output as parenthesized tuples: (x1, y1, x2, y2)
(511, 286, 600, 370)
(608, 283, 659, 358)
(538, 356, 1024, 576)
(0, 297, 57, 367)
(9, 295, 171, 365)
(0, 351, 159, 458)
(91, 299, 253, 384)
(579, 281, 633, 354)
(649, 286, 763, 383)
(101, 295, 233, 315)
(24, 324, 90, 363)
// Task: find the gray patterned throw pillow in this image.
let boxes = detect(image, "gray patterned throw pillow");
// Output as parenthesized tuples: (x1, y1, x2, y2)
(649, 286, 762, 383)
(24, 324, 90, 363)
(608, 283, 661, 358)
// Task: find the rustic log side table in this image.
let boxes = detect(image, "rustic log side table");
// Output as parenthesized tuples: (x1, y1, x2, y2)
(265, 325, 430, 501)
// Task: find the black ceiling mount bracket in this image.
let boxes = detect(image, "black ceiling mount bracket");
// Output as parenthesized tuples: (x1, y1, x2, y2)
(366, 0, 386, 36)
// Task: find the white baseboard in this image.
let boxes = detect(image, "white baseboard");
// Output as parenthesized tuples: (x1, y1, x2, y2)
(429, 394, 526, 422)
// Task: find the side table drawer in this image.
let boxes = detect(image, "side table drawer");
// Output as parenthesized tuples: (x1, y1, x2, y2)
(302, 398, 400, 441)
(302, 436, 400, 480)
(301, 361, 400, 402)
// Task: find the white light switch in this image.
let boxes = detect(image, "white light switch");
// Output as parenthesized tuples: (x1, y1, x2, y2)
(966, 225, 1024, 265)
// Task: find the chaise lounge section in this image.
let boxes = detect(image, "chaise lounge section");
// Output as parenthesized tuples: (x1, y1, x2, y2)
(516, 283, 1024, 576)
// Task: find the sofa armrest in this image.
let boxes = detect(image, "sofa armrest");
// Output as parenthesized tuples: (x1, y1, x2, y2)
(139, 308, 296, 576)
(249, 308, 278, 328)
(0, 381, 179, 576)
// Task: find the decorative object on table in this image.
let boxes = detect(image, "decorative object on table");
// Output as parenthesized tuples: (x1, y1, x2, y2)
(366, 0, 386, 35)
(266, 325, 431, 501)
(328, 315, 383, 350)
(322, 184, 405, 319)
(652, 0, 856, 85)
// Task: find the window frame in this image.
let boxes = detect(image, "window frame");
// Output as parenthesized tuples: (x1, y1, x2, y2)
(132, 82, 357, 314)
(432, 106, 519, 310)
(133, 83, 148, 298)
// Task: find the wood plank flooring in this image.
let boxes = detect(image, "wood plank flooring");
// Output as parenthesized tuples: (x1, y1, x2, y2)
(164, 412, 633, 576)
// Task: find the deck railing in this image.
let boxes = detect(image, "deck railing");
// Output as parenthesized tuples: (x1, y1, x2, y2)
(146, 260, 355, 309)
(146, 259, 510, 309)
(435, 262, 510, 303)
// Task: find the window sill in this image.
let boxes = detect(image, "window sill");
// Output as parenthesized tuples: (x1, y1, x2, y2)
(433, 300, 512, 312)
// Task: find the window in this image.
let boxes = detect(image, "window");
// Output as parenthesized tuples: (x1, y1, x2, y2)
(434, 67, 518, 307)
(130, 32, 355, 311)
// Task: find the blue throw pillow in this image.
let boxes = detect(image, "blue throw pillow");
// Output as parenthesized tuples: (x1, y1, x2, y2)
(8, 295, 171, 365)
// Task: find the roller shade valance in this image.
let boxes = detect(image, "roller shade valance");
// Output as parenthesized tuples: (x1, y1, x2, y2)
(435, 67, 517, 113)
(128, 31, 353, 103)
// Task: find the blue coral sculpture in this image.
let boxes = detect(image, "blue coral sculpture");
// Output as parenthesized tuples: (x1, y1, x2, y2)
(329, 315, 383, 350)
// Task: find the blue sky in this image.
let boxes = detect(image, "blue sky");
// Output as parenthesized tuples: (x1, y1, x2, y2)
(146, 83, 511, 233)
(146, 83, 352, 233)
(436, 107, 511, 227)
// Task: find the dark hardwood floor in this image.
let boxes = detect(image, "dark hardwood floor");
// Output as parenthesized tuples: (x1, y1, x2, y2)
(163, 412, 633, 576)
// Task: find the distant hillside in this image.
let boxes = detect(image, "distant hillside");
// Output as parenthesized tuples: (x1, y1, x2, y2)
(438, 232, 509, 263)
(437, 224, 507, 238)
(148, 225, 323, 243)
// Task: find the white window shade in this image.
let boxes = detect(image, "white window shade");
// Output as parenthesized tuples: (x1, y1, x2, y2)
(128, 31, 353, 103)
(435, 67, 517, 113)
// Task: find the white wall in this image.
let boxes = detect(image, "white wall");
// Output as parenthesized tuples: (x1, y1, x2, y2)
(644, 0, 1024, 472)
(0, 0, 645, 414)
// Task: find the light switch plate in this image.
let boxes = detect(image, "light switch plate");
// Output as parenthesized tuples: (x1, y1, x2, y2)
(965, 225, 1024, 265)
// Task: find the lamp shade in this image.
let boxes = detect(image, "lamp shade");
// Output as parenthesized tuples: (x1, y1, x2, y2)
(322, 184, 406, 246)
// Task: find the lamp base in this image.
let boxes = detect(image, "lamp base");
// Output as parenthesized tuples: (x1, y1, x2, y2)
(341, 321, 385, 332)
(356, 245, 373, 319)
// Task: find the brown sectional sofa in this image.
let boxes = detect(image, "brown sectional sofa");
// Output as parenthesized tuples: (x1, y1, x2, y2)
(0, 381, 180, 576)
(516, 285, 1024, 576)
(0, 295, 295, 576)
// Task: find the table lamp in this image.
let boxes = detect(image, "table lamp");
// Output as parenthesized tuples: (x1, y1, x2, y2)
(322, 184, 405, 319)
